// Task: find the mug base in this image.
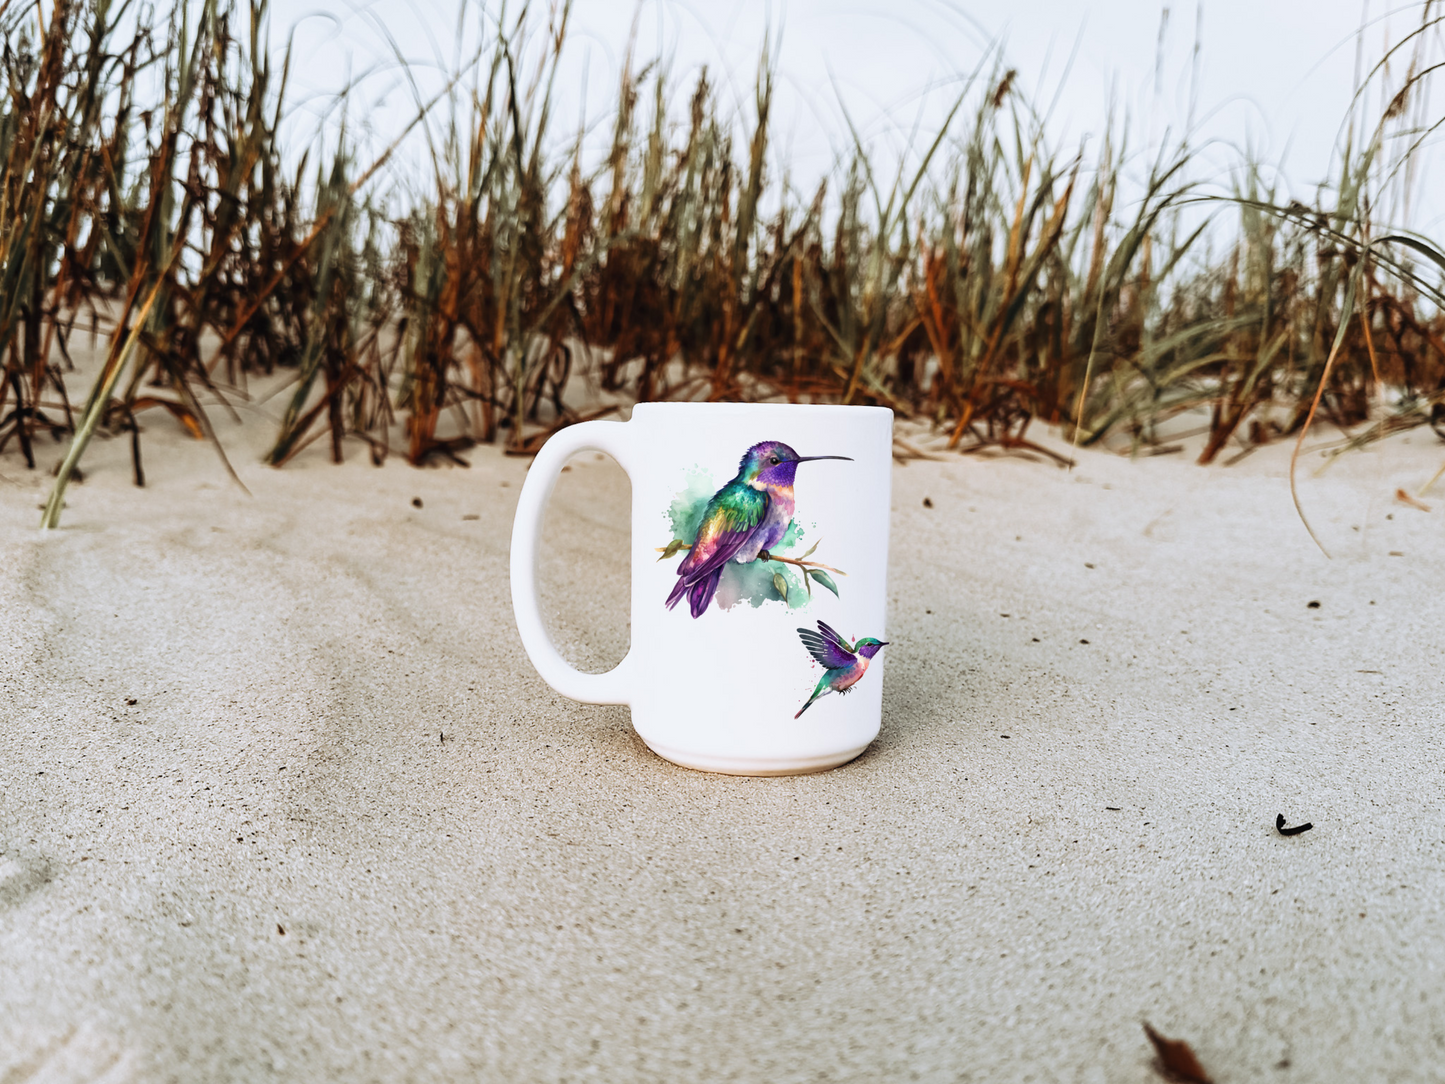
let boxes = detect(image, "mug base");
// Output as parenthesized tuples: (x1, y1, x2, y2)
(644, 742, 872, 777)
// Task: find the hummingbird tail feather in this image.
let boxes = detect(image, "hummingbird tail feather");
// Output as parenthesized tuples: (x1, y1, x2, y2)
(664, 575, 689, 611)
(687, 570, 722, 618)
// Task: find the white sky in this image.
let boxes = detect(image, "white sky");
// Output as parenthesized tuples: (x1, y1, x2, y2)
(283, 0, 1443, 229)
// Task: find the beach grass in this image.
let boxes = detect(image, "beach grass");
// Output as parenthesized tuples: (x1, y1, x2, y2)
(3, 0, 1445, 527)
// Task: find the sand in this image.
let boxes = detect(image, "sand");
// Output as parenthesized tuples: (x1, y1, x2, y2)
(1, 403, 1443, 1082)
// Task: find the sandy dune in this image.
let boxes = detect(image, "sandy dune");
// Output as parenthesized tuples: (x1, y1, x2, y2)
(2, 407, 1443, 1082)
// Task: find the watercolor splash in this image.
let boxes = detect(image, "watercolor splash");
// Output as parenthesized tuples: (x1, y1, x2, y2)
(665, 467, 813, 611)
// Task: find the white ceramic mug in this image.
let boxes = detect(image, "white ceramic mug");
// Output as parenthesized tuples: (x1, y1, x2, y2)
(510, 402, 893, 775)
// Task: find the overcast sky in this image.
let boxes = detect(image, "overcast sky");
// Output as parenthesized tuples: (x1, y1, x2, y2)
(284, 0, 1441, 228)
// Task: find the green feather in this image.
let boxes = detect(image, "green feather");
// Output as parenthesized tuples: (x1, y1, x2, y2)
(707, 482, 766, 530)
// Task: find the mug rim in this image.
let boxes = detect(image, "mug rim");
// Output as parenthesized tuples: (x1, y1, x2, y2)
(630, 401, 892, 416)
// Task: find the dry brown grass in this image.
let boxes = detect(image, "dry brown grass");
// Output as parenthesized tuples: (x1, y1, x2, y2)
(3, 0, 1444, 527)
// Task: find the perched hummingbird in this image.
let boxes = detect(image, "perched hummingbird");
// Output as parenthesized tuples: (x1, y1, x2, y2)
(665, 441, 850, 618)
(794, 620, 887, 718)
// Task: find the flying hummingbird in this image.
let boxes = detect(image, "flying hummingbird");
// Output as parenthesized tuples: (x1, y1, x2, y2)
(665, 441, 850, 618)
(794, 620, 887, 718)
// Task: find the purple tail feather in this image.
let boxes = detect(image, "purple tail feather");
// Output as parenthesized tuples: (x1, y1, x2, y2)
(664, 575, 691, 611)
(687, 570, 722, 617)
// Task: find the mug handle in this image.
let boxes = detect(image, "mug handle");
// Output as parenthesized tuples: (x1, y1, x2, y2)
(509, 419, 635, 705)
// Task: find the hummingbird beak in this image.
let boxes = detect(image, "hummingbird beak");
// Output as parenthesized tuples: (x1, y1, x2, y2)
(795, 455, 853, 462)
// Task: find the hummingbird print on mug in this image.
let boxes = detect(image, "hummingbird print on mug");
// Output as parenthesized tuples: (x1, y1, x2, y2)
(658, 441, 849, 617)
(794, 621, 888, 718)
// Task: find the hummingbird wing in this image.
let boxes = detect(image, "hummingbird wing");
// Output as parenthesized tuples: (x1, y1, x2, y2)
(665, 484, 768, 610)
(815, 620, 856, 655)
(797, 622, 856, 670)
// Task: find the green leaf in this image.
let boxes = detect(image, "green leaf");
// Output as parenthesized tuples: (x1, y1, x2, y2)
(807, 569, 840, 597)
(658, 539, 686, 561)
(772, 572, 789, 602)
(797, 539, 820, 560)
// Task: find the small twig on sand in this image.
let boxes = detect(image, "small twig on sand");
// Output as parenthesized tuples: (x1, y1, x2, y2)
(1395, 487, 1432, 512)
(960, 434, 1076, 468)
(1417, 460, 1445, 498)
(1275, 813, 1313, 836)
(893, 436, 949, 461)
